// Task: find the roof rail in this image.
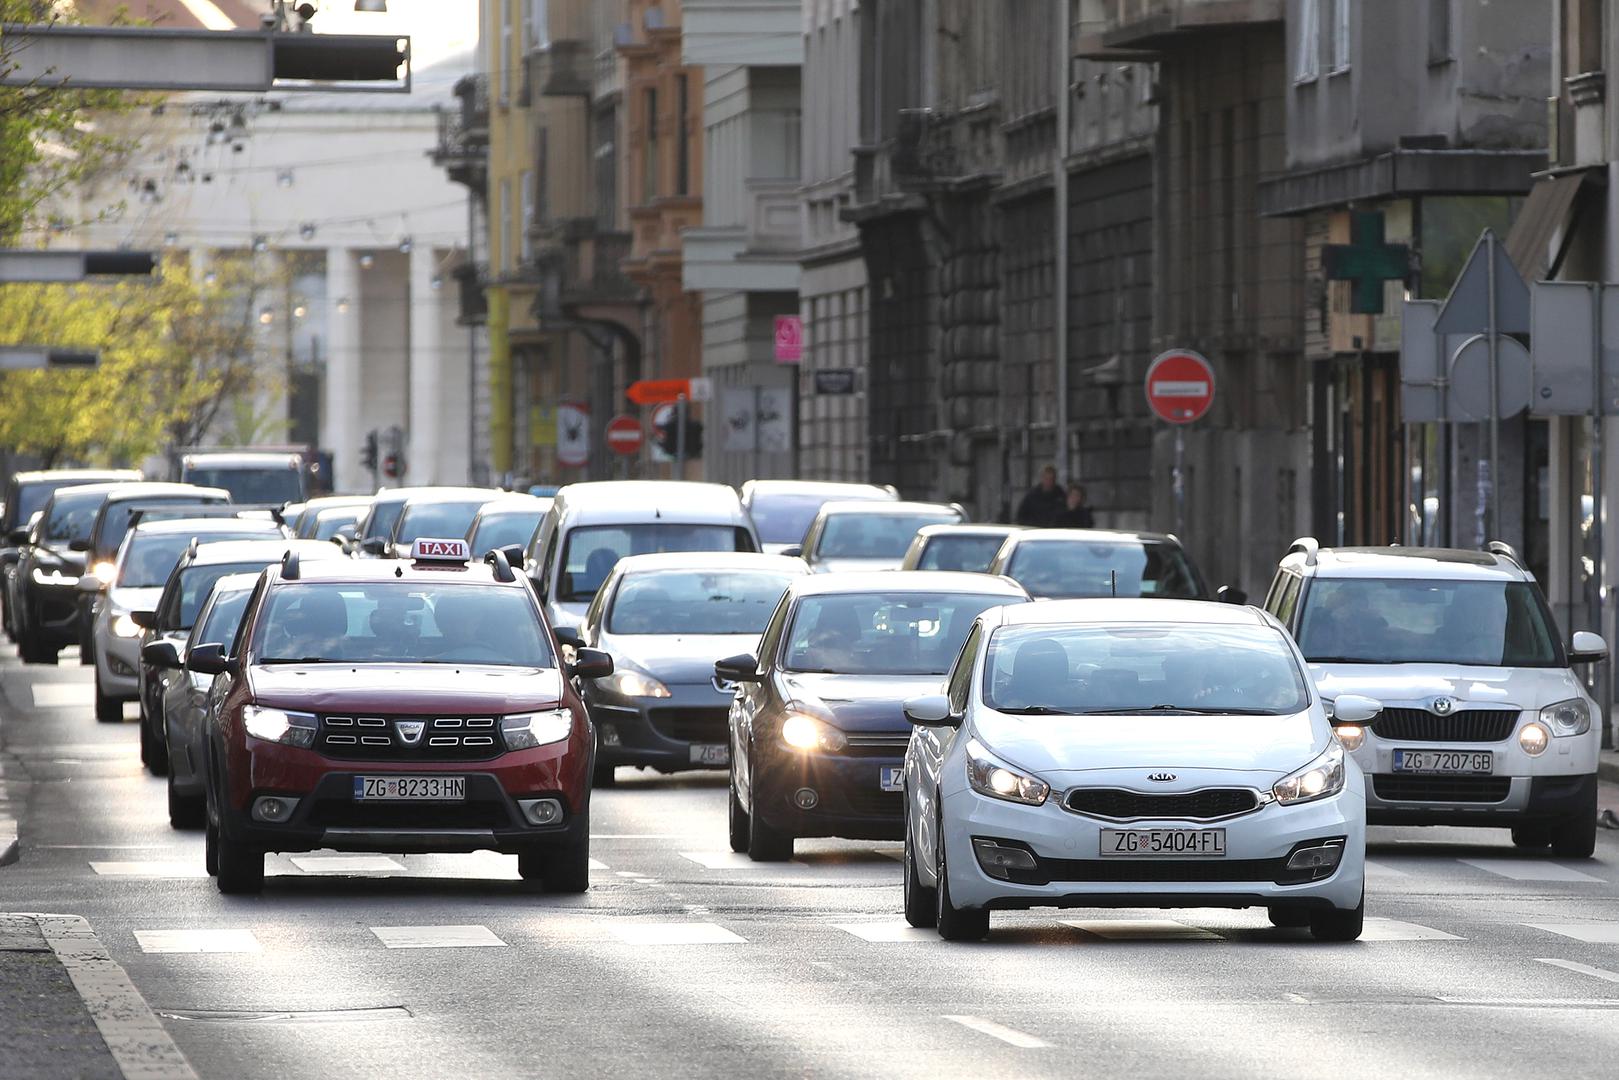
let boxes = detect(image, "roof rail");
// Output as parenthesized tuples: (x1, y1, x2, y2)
(1287, 536, 1320, 567)
(485, 549, 516, 583)
(1486, 540, 1524, 570)
(281, 548, 301, 580)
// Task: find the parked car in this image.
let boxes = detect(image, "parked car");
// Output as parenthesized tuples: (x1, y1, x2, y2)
(790, 500, 967, 573)
(739, 480, 899, 555)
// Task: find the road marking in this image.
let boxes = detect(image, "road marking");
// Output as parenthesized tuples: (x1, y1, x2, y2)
(1062, 919, 1221, 941)
(677, 850, 808, 870)
(1364, 859, 1408, 878)
(1537, 958, 1619, 984)
(1527, 922, 1619, 944)
(370, 925, 507, 949)
(588, 858, 609, 871)
(944, 1015, 1049, 1049)
(1359, 918, 1462, 941)
(592, 833, 691, 839)
(135, 929, 262, 954)
(835, 921, 936, 943)
(1460, 858, 1604, 883)
(31, 684, 89, 708)
(90, 860, 207, 877)
(609, 922, 745, 946)
(875, 847, 905, 862)
(288, 855, 403, 874)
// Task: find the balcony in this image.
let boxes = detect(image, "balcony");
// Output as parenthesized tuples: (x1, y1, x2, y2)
(745, 179, 801, 255)
(1076, 0, 1283, 57)
(450, 260, 488, 326)
(430, 74, 489, 194)
(526, 39, 592, 98)
(535, 223, 638, 320)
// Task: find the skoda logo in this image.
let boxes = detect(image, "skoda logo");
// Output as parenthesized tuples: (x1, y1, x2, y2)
(1147, 772, 1176, 783)
(1431, 697, 1456, 716)
(395, 720, 426, 746)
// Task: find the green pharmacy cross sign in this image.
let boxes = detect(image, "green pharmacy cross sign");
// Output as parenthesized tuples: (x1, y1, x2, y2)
(1323, 210, 1410, 315)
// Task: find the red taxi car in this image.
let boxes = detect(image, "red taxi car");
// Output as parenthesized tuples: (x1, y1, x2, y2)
(192, 538, 612, 894)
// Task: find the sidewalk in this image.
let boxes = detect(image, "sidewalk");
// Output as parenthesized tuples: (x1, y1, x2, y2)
(1600, 749, 1619, 788)
(0, 915, 124, 1080)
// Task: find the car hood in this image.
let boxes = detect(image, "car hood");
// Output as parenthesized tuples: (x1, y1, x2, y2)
(107, 586, 161, 614)
(782, 672, 944, 733)
(970, 710, 1326, 780)
(1309, 663, 1580, 711)
(247, 664, 564, 714)
(760, 542, 800, 556)
(602, 633, 761, 685)
(809, 557, 902, 574)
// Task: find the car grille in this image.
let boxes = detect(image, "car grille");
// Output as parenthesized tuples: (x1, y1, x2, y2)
(1372, 775, 1512, 803)
(1374, 708, 1518, 743)
(843, 732, 911, 757)
(1064, 788, 1259, 821)
(1039, 857, 1299, 884)
(315, 716, 504, 761)
(305, 799, 512, 829)
(647, 707, 728, 744)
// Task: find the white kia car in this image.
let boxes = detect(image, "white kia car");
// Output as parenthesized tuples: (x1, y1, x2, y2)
(902, 599, 1374, 942)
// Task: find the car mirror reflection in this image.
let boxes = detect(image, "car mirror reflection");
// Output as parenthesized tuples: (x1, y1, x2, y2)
(568, 647, 614, 680)
(1330, 694, 1381, 726)
(714, 653, 763, 683)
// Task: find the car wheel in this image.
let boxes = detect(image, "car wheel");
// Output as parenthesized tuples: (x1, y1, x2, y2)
(746, 772, 793, 862)
(214, 829, 264, 895)
(1308, 894, 1364, 942)
(934, 830, 989, 941)
(140, 716, 169, 776)
(1551, 785, 1598, 859)
(1267, 906, 1311, 929)
(541, 835, 591, 894)
(1511, 824, 1552, 849)
(19, 637, 56, 665)
(592, 763, 618, 788)
(903, 807, 937, 929)
(94, 677, 122, 723)
(727, 773, 750, 854)
(167, 772, 205, 830)
(204, 819, 220, 876)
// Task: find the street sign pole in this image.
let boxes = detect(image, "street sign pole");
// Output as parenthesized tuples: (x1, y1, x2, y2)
(1486, 231, 1501, 541)
(1174, 427, 1186, 539)
(1594, 284, 1612, 748)
(675, 395, 687, 475)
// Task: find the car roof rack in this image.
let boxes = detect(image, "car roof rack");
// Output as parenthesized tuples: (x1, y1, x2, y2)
(1287, 536, 1320, 567)
(1486, 540, 1525, 570)
(281, 548, 300, 580)
(485, 548, 516, 583)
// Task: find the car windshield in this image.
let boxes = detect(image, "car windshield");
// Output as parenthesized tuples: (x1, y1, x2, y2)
(816, 512, 960, 560)
(194, 589, 253, 649)
(1295, 578, 1561, 667)
(1004, 540, 1202, 599)
(784, 591, 1013, 676)
(749, 493, 843, 545)
(559, 524, 749, 602)
(42, 492, 102, 544)
(311, 508, 364, 540)
(97, 498, 224, 559)
(185, 467, 302, 505)
(917, 534, 1009, 572)
(14, 480, 96, 527)
(254, 583, 554, 667)
(363, 500, 405, 543)
(469, 509, 544, 555)
(168, 562, 270, 630)
(983, 624, 1310, 715)
(396, 500, 489, 546)
(608, 569, 795, 635)
(117, 530, 275, 587)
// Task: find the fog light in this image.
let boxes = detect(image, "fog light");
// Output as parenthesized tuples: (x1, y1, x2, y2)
(1519, 722, 1550, 756)
(600, 723, 621, 748)
(519, 797, 563, 826)
(251, 795, 297, 823)
(793, 787, 819, 810)
(1285, 845, 1343, 873)
(971, 838, 1039, 881)
(107, 654, 136, 677)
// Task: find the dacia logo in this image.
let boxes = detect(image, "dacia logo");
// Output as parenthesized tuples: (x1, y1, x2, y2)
(1431, 697, 1455, 716)
(396, 720, 426, 746)
(1147, 772, 1176, 783)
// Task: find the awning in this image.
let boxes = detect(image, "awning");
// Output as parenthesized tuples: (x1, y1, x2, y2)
(1505, 170, 1598, 280)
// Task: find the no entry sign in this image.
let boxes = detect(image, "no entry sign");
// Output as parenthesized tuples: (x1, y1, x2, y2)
(606, 414, 644, 456)
(1145, 349, 1215, 424)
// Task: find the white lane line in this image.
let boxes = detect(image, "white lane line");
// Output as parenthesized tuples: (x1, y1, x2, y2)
(288, 855, 403, 874)
(370, 925, 507, 949)
(875, 848, 905, 862)
(90, 861, 207, 878)
(1537, 958, 1619, 984)
(1360, 918, 1462, 942)
(592, 833, 691, 839)
(609, 922, 745, 946)
(1527, 922, 1619, 944)
(835, 922, 936, 943)
(677, 850, 806, 870)
(588, 858, 609, 871)
(1062, 919, 1221, 941)
(135, 929, 262, 954)
(1460, 858, 1605, 883)
(944, 1015, 1049, 1049)
(31, 684, 90, 708)
(1364, 859, 1409, 878)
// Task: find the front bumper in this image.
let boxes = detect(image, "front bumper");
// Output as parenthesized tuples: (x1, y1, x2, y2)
(1358, 731, 1598, 825)
(23, 578, 81, 647)
(590, 682, 733, 772)
(94, 614, 143, 698)
(753, 746, 905, 841)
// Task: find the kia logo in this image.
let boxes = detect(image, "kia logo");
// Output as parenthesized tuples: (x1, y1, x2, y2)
(396, 720, 426, 746)
(1431, 697, 1455, 716)
(1147, 772, 1176, 783)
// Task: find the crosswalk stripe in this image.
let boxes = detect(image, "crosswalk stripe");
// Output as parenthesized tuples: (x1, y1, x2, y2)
(944, 1015, 1048, 1049)
(679, 850, 807, 870)
(835, 921, 936, 943)
(31, 684, 90, 708)
(1360, 918, 1462, 941)
(1526, 922, 1619, 944)
(134, 929, 261, 954)
(1364, 859, 1409, 878)
(90, 860, 207, 878)
(1062, 919, 1221, 941)
(608, 922, 745, 946)
(370, 925, 506, 949)
(288, 855, 403, 873)
(1537, 958, 1619, 983)
(1460, 859, 1605, 883)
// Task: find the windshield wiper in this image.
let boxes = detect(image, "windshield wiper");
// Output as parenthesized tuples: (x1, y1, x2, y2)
(1304, 656, 1386, 664)
(1080, 704, 1279, 716)
(996, 705, 1069, 715)
(258, 656, 331, 665)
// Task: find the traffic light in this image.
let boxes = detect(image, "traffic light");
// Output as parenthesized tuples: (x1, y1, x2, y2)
(382, 452, 403, 480)
(361, 430, 378, 472)
(654, 416, 704, 459)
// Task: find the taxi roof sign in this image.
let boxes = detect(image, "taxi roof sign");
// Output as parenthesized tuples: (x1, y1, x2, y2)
(411, 537, 470, 562)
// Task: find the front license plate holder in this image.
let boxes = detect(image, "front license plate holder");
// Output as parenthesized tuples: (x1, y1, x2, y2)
(352, 775, 467, 801)
(1099, 828, 1226, 857)
(689, 743, 729, 766)
(1391, 749, 1494, 775)
(879, 766, 905, 793)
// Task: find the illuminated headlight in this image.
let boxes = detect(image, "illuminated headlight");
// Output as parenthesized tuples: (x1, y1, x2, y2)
(1335, 724, 1366, 752)
(31, 567, 78, 587)
(1519, 722, 1551, 756)
(241, 704, 317, 748)
(598, 669, 671, 699)
(780, 713, 847, 753)
(112, 613, 141, 638)
(1539, 698, 1591, 738)
(501, 709, 574, 750)
(964, 738, 1049, 806)
(91, 561, 116, 583)
(1273, 741, 1345, 805)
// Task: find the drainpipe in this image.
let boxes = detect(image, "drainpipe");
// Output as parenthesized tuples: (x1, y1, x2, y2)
(1053, 0, 1071, 481)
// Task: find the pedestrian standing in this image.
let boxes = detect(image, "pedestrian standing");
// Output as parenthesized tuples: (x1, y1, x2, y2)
(1055, 483, 1096, 528)
(1015, 465, 1067, 526)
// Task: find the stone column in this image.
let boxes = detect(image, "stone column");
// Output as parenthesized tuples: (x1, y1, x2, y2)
(324, 248, 363, 493)
(408, 245, 443, 485)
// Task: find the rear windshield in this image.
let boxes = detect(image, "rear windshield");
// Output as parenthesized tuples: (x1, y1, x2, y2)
(750, 494, 839, 546)
(1296, 578, 1562, 667)
(311, 508, 365, 541)
(194, 589, 254, 650)
(362, 501, 405, 544)
(468, 509, 544, 555)
(917, 534, 1009, 572)
(608, 569, 796, 635)
(559, 524, 754, 603)
(11, 479, 108, 530)
(816, 512, 960, 561)
(117, 530, 277, 588)
(396, 500, 489, 546)
(1004, 540, 1203, 600)
(184, 467, 302, 505)
(96, 497, 226, 560)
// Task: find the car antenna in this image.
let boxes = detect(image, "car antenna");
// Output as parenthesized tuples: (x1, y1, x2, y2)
(1110, 570, 1117, 598)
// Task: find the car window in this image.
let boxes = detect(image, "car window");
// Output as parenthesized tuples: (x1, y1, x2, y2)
(117, 531, 271, 588)
(97, 497, 229, 560)
(166, 562, 267, 629)
(608, 570, 796, 636)
(815, 512, 960, 560)
(363, 500, 405, 544)
(312, 508, 365, 540)
(918, 535, 1007, 572)
(946, 621, 984, 714)
(469, 509, 544, 554)
(185, 467, 302, 504)
(192, 589, 253, 649)
(756, 591, 792, 666)
(783, 591, 1016, 676)
(13, 481, 79, 529)
(982, 623, 1310, 716)
(1295, 578, 1561, 667)
(1004, 539, 1202, 599)
(557, 524, 746, 603)
(1271, 574, 1302, 628)
(749, 493, 837, 546)
(42, 494, 101, 543)
(396, 500, 489, 545)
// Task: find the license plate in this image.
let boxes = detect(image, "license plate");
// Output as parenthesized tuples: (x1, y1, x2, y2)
(689, 743, 729, 766)
(1392, 749, 1494, 775)
(879, 766, 905, 793)
(352, 775, 466, 801)
(1099, 828, 1226, 857)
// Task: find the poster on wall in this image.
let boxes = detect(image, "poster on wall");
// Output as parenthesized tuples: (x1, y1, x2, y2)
(757, 387, 793, 453)
(556, 402, 589, 468)
(722, 387, 758, 453)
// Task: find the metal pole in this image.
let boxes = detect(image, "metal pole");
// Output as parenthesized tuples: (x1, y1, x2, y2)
(1052, 0, 1071, 482)
(1173, 426, 1185, 539)
(676, 393, 687, 476)
(1593, 283, 1611, 748)
(1485, 231, 1501, 541)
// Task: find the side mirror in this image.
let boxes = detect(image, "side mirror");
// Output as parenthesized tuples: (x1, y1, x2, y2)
(1217, 584, 1248, 605)
(68, 538, 90, 552)
(1330, 694, 1382, 726)
(76, 575, 105, 594)
(141, 640, 182, 670)
(780, 546, 803, 558)
(553, 626, 584, 649)
(330, 534, 353, 555)
(498, 544, 525, 569)
(567, 647, 613, 680)
(185, 643, 232, 676)
(4, 528, 27, 546)
(360, 537, 386, 555)
(334, 523, 358, 541)
(714, 653, 764, 683)
(903, 693, 959, 727)
(1571, 630, 1609, 665)
(130, 610, 156, 630)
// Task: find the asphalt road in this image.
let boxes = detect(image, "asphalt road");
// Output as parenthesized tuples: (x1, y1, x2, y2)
(6, 645, 1619, 1079)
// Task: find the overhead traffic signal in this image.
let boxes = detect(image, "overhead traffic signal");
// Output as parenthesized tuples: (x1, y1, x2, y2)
(654, 416, 704, 459)
(361, 430, 379, 472)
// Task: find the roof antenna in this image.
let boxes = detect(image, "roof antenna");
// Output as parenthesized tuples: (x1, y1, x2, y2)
(1110, 570, 1117, 598)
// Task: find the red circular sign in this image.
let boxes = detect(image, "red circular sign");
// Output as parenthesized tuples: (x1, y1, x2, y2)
(606, 414, 644, 456)
(1145, 349, 1216, 424)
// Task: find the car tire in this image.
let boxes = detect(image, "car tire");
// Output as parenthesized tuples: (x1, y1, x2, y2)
(1267, 906, 1311, 928)
(167, 773, 205, 830)
(1551, 785, 1598, 859)
(19, 637, 57, 665)
(727, 775, 750, 854)
(204, 818, 221, 876)
(746, 773, 793, 862)
(541, 834, 591, 895)
(592, 763, 618, 788)
(94, 678, 122, 723)
(934, 832, 989, 941)
(1510, 824, 1552, 849)
(903, 810, 937, 929)
(1308, 895, 1364, 942)
(140, 716, 169, 776)
(215, 830, 264, 895)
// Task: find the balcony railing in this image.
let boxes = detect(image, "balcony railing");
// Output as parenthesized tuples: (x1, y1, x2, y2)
(450, 260, 488, 326)
(535, 225, 638, 319)
(431, 74, 490, 193)
(1077, 0, 1282, 53)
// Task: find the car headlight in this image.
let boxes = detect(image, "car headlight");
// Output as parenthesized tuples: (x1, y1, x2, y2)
(241, 704, 317, 748)
(31, 567, 78, 586)
(1273, 741, 1345, 805)
(1519, 721, 1551, 756)
(91, 561, 116, 583)
(1540, 698, 1591, 737)
(112, 613, 141, 638)
(964, 738, 1049, 806)
(501, 709, 574, 750)
(780, 712, 847, 753)
(1335, 724, 1366, 752)
(598, 669, 671, 699)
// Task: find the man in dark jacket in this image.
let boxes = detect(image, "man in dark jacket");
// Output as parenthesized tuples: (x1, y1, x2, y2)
(1015, 466, 1066, 526)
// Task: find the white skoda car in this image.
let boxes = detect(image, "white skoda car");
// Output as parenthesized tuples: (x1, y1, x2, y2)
(902, 599, 1374, 942)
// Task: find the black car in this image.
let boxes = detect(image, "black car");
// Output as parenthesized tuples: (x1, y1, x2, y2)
(2, 469, 140, 641)
(718, 571, 1029, 861)
(11, 482, 135, 663)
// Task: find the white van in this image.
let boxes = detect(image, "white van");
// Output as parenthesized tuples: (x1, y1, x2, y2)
(523, 481, 761, 632)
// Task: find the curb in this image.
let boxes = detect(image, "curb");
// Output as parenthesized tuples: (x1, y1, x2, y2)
(1601, 756, 1619, 787)
(0, 834, 15, 868)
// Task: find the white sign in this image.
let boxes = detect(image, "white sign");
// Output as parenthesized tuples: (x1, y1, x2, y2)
(411, 538, 469, 562)
(757, 386, 793, 453)
(556, 403, 589, 468)
(721, 387, 757, 452)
